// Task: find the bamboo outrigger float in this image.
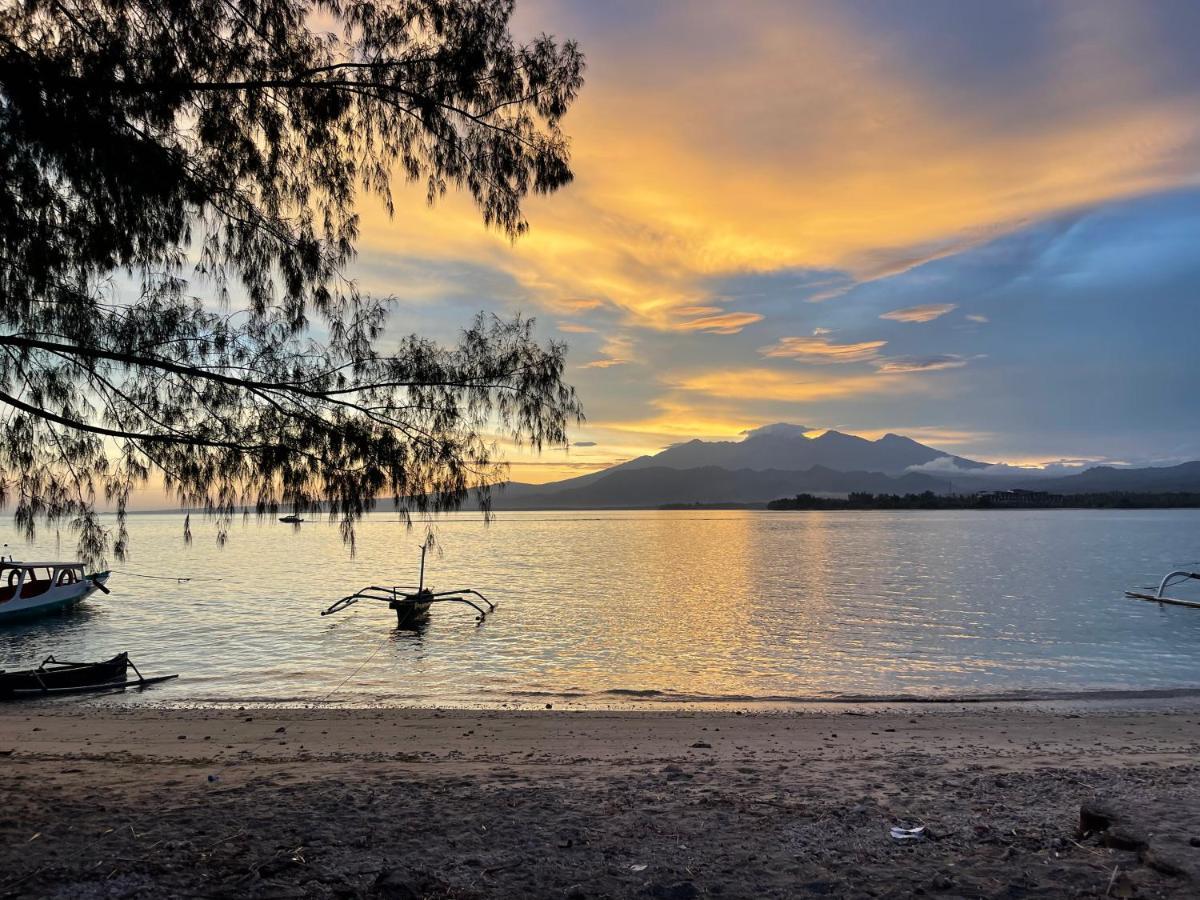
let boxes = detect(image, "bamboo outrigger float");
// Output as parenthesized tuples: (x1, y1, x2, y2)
(321, 543, 496, 627)
(1126, 570, 1200, 609)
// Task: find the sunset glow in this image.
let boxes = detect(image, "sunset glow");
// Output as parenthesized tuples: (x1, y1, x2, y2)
(347, 0, 1200, 481)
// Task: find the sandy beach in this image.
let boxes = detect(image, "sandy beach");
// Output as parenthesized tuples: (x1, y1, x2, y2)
(2, 702, 1200, 898)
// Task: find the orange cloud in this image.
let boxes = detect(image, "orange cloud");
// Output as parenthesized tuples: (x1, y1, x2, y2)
(673, 311, 765, 335)
(880, 304, 959, 323)
(357, 2, 1200, 339)
(591, 396, 770, 443)
(759, 335, 888, 362)
(669, 368, 920, 404)
(580, 333, 634, 369)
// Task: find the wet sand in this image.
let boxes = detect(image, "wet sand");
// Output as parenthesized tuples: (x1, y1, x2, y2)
(3, 702, 1200, 897)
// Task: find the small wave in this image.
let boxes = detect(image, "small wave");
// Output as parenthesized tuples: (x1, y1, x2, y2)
(478, 688, 591, 698)
(483, 685, 1200, 706)
(90, 685, 1200, 711)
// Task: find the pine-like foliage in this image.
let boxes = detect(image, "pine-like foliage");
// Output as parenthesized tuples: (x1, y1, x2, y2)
(0, 0, 586, 561)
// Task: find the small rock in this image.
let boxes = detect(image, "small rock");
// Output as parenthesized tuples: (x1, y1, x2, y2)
(1080, 799, 1148, 850)
(1079, 799, 1118, 835)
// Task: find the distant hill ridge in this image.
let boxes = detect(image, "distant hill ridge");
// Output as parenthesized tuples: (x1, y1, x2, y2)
(1015, 461, 1200, 494)
(481, 425, 1200, 509)
(493, 464, 952, 510)
(610, 424, 988, 476)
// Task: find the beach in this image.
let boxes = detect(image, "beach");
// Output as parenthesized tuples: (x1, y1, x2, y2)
(3, 702, 1200, 898)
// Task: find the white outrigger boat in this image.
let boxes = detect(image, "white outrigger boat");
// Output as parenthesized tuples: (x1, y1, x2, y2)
(0, 559, 111, 624)
(1125, 570, 1200, 609)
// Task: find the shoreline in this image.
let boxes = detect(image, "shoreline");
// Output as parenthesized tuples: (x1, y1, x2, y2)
(87, 683, 1200, 713)
(4, 703, 1200, 897)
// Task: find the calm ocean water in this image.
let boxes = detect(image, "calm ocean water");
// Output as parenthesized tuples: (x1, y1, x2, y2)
(2, 509, 1199, 707)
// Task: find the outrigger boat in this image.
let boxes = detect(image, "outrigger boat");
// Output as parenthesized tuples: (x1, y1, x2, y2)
(321, 544, 496, 627)
(0, 559, 111, 624)
(0, 652, 178, 700)
(1126, 570, 1200, 609)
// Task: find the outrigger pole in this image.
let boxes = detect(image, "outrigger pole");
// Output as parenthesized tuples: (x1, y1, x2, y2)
(1125, 570, 1200, 609)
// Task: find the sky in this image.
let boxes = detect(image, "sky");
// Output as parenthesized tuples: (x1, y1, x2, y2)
(349, 0, 1200, 484)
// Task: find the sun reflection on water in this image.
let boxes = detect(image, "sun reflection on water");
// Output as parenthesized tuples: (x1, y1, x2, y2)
(1, 509, 1199, 707)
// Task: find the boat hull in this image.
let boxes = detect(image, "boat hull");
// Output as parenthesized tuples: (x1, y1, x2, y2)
(0, 653, 130, 699)
(0, 572, 110, 624)
(390, 598, 431, 628)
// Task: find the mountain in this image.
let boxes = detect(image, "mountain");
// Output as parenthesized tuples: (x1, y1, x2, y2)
(611, 425, 987, 476)
(1014, 461, 1200, 494)
(479, 425, 1200, 509)
(491, 465, 951, 509)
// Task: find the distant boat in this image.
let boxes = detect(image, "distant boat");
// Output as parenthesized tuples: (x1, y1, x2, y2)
(0, 652, 177, 700)
(0, 559, 111, 624)
(279, 514, 304, 524)
(1126, 570, 1200, 609)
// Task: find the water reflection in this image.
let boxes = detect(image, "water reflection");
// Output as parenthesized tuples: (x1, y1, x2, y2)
(1, 509, 1199, 706)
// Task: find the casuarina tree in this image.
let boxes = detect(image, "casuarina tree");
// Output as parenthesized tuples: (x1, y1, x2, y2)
(0, 0, 586, 560)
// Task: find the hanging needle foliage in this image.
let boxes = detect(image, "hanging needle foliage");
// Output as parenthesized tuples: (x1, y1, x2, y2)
(0, 0, 586, 562)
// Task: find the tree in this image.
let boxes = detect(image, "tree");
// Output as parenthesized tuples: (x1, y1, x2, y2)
(0, 0, 586, 561)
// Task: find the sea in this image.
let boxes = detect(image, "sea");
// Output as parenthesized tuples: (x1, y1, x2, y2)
(2, 509, 1199, 708)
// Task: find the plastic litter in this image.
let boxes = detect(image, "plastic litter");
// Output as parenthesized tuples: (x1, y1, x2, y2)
(890, 824, 926, 842)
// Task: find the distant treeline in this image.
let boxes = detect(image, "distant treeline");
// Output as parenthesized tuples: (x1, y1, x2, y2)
(766, 491, 1200, 510)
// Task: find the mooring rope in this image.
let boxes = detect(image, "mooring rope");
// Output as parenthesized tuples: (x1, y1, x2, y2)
(318, 632, 392, 703)
(111, 570, 224, 583)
